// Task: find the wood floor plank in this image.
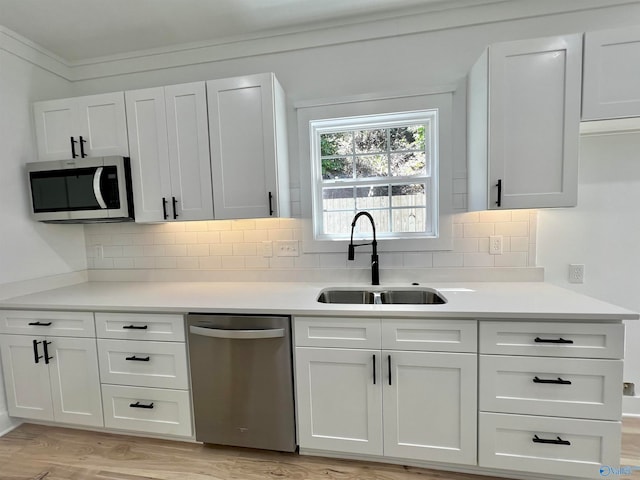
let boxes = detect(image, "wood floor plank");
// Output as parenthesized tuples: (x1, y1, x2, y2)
(1, 420, 639, 480)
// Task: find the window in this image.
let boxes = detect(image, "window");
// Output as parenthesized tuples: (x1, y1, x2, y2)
(310, 110, 438, 240)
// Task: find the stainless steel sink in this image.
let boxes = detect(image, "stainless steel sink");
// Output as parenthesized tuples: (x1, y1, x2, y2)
(317, 288, 446, 305)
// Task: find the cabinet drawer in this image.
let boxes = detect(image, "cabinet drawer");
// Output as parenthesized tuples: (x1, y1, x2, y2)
(294, 317, 381, 349)
(97, 339, 188, 390)
(0, 310, 94, 337)
(102, 384, 192, 437)
(479, 321, 624, 358)
(480, 355, 622, 420)
(382, 319, 477, 352)
(479, 412, 621, 479)
(95, 313, 185, 341)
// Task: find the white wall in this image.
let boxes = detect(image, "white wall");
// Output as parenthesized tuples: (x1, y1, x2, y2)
(0, 48, 86, 432)
(537, 132, 640, 414)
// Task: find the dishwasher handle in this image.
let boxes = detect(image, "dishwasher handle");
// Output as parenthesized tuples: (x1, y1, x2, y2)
(189, 325, 285, 339)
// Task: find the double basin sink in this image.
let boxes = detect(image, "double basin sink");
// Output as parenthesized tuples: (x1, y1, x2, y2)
(317, 287, 446, 305)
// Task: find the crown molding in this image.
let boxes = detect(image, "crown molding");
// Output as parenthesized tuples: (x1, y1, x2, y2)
(2, 0, 640, 82)
(0, 26, 71, 80)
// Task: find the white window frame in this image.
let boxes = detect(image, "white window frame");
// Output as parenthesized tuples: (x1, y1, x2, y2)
(311, 110, 438, 240)
(297, 91, 455, 254)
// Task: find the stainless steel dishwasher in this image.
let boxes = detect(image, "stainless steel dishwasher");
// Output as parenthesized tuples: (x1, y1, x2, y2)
(186, 314, 296, 452)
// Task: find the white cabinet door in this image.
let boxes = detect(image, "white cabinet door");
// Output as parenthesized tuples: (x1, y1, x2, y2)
(468, 34, 581, 210)
(208, 73, 289, 219)
(126, 83, 213, 222)
(33, 99, 75, 161)
(295, 347, 383, 455)
(33, 93, 128, 161)
(583, 26, 640, 121)
(0, 335, 53, 421)
(165, 82, 214, 221)
(75, 92, 129, 158)
(125, 87, 172, 222)
(48, 337, 103, 427)
(383, 351, 477, 465)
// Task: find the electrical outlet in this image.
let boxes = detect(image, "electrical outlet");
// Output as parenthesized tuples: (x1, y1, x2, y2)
(276, 240, 299, 257)
(568, 264, 585, 284)
(489, 235, 503, 255)
(261, 241, 273, 258)
(95, 245, 104, 260)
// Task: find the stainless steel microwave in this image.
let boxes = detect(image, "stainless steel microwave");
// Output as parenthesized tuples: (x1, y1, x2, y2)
(26, 156, 134, 223)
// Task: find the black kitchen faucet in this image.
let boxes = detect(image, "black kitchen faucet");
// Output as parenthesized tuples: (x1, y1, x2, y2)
(348, 211, 379, 286)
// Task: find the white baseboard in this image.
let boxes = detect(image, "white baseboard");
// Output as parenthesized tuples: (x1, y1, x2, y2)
(0, 412, 20, 437)
(623, 396, 640, 416)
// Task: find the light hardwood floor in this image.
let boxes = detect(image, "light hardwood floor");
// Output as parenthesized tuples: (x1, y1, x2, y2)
(1, 419, 639, 480)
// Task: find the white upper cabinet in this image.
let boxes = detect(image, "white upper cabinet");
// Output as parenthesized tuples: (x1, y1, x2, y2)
(125, 82, 213, 222)
(583, 25, 640, 121)
(207, 73, 290, 219)
(467, 34, 582, 210)
(34, 92, 129, 161)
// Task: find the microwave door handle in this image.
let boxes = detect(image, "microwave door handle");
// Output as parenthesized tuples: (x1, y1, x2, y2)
(93, 167, 107, 209)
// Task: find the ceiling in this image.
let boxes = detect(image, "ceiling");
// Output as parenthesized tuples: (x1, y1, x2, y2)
(0, 0, 486, 63)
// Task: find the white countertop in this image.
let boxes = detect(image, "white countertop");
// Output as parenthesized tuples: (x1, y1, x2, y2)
(0, 281, 637, 321)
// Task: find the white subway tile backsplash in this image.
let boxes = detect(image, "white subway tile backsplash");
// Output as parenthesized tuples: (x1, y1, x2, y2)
(175, 232, 198, 244)
(495, 221, 528, 237)
(510, 236, 529, 252)
(233, 243, 257, 256)
(453, 238, 479, 253)
(463, 253, 494, 267)
(478, 210, 512, 223)
(164, 244, 187, 257)
(403, 252, 433, 268)
(494, 252, 528, 267)
(210, 244, 233, 256)
(153, 233, 176, 245)
(268, 229, 294, 241)
(85, 210, 539, 274)
(220, 230, 244, 244)
(433, 252, 464, 268)
(222, 256, 246, 269)
(187, 244, 209, 257)
(113, 257, 135, 269)
(196, 231, 220, 244)
(199, 256, 222, 269)
(231, 219, 256, 230)
(464, 222, 494, 238)
(176, 257, 199, 269)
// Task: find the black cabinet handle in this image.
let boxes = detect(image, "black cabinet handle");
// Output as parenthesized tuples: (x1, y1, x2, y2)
(70, 137, 78, 158)
(172, 196, 178, 219)
(496, 179, 502, 207)
(79, 135, 87, 158)
(532, 435, 571, 446)
(534, 337, 574, 344)
(126, 355, 150, 362)
(28, 321, 52, 326)
(372, 354, 376, 385)
(130, 401, 154, 409)
(122, 325, 148, 330)
(32, 340, 42, 364)
(533, 376, 572, 385)
(268, 191, 274, 216)
(388, 355, 392, 386)
(162, 197, 168, 220)
(43, 340, 53, 364)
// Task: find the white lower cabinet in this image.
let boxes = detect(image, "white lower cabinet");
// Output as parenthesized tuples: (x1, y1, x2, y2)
(102, 384, 192, 437)
(479, 412, 621, 479)
(294, 317, 477, 465)
(384, 351, 476, 464)
(96, 312, 192, 438)
(295, 347, 383, 455)
(0, 334, 103, 427)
